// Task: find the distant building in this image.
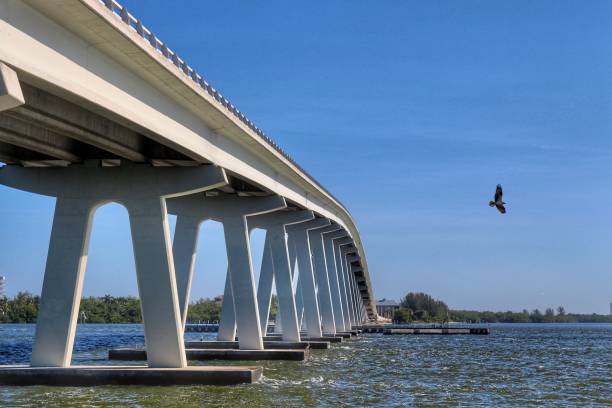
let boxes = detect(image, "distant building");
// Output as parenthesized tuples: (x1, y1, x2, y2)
(0, 276, 5, 298)
(610, 302, 612, 316)
(376, 298, 400, 319)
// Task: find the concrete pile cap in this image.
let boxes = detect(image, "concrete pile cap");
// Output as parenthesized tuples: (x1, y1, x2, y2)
(0, 365, 262, 386)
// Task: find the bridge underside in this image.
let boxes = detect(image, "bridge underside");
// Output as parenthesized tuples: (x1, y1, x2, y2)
(0, 0, 377, 375)
(0, 81, 272, 197)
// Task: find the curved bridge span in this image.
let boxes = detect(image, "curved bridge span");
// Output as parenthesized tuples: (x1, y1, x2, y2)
(0, 0, 378, 373)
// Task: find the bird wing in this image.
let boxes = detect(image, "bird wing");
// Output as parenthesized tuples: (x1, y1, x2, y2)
(496, 203, 506, 214)
(494, 184, 503, 202)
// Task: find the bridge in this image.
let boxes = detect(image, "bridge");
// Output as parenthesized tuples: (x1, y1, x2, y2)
(0, 0, 378, 385)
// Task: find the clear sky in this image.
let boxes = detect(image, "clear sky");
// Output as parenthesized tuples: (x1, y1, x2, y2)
(1, 1, 611, 313)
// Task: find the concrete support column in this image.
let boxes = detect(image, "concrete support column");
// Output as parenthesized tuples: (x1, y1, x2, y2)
(348, 256, 363, 327)
(217, 268, 235, 341)
(222, 218, 261, 350)
(322, 230, 348, 331)
(30, 197, 94, 367)
(351, 272, 362, 324)
(351, 264, 366, 323)
(0, 164, 227, 368)
(347, 257, 365, 325)
(287, 238, 304, 329)
(295, 277, 305, 330)
(286, 219, 330, 338)
(344, 251, 363, 328)
(333, 237, 354, 329)
(308, 225, 341, 335)
(256, 234, 274, 334)
(248, 210, 313, 342)
(355, 280, 364, 323)
(167, 194, 286, 350)
(267, 227, 300, 341)
(127, 196, 189, 368)
(172, 215, 201, 329)
(274, 310, 283, 334)
(340, 246, 357, 328)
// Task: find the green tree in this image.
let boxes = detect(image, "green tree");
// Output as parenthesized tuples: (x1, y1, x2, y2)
(269, 295, 278, 321)
(393, 308, 412, 323)
(7, 292, 39, 323)
(400, 292, 448, 322)
(187, 298, 221, 322)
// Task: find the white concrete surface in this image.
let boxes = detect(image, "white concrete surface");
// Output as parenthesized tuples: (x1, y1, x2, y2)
(166, 194, 286, 350)
(307, 225, 341, 335)
(0, 62, 24, 112)
(341, 247, 358, 327)
(248, 210, 314, 342)
(0, 164, 227, 368)
(322, 230, 349, 331)
(256, 234, 274, 334)
(287, 219, 330, 338)
(333, 237, 354, 329)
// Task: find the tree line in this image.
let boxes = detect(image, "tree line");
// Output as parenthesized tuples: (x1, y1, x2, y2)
(0, 292, 279, 324)
(392, 292, 612, 324)
(1, 291, 608, 324)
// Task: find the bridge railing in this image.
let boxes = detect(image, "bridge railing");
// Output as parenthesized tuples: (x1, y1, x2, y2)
(98, 0, 346, 212)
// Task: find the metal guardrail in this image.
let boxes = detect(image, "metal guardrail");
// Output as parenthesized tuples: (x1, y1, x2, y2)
(98, 0, 346, 212)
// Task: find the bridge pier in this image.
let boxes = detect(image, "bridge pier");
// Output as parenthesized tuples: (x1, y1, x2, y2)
(346, 254, 364, 326)
(308, 225, 342, 335)
(0, 163, 227, 368)
(287, 237, 305, 331)
(255, 233, 274, 335)
(286, 219, 330, 338)
(167, 193, 286, 350)
(217, 267, 236, 341)
(248, 210, 314, 342)
(220, 211, 331, 343)
(340, 247, 358, 327)
(333, 237, 356, 330)
(322, 230, 349, 332)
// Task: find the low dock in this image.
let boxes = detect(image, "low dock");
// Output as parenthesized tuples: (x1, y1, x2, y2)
(362, 324, 489, 335)
(185, 322, 219, 333)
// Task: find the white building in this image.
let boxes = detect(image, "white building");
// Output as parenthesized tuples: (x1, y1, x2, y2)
(376, 299, 400, 319)
(0, 276, 5, 298)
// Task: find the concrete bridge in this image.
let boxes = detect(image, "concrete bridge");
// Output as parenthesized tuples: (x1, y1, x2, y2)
(0, 0, 377, 385)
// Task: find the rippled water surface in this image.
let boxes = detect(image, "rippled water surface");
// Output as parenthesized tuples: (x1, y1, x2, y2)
(0, 323, 610, 407)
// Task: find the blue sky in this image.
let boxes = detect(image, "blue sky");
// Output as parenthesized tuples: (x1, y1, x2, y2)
(1, 1, 611, 313)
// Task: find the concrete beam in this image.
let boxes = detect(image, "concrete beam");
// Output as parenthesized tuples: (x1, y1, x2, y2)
(0, 119, 81, 163)
(0, 63, 24, 112)
(347, 255, 360, 263)
(0, 163, 228, 200)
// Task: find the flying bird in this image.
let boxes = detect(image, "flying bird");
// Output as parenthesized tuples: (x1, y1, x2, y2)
(489, 184, 506, 214)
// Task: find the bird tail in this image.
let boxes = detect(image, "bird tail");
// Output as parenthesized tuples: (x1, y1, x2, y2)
(489, 201, 495, 207)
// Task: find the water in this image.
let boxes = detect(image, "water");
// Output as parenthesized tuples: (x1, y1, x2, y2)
(0, 323, 610, 407)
